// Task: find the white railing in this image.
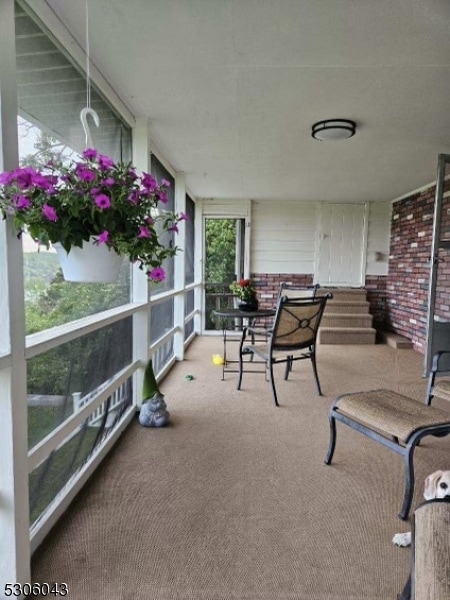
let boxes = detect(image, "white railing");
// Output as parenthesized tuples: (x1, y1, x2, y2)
(72, 380, 129, 428)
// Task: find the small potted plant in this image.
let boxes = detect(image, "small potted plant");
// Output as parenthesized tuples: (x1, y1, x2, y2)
(0, 148, 186, 283)
(229, 278, 259, 311)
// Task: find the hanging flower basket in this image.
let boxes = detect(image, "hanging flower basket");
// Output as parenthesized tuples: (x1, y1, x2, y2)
(54, 238, 123, 283)
(0, 148, 187, 283)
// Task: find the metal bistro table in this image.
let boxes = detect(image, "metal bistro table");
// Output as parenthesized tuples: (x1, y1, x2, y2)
(213, 307, 276, 380)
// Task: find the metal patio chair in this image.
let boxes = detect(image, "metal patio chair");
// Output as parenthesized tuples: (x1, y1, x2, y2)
(247, 282, 320, 343)
(237, 293, 331, 406)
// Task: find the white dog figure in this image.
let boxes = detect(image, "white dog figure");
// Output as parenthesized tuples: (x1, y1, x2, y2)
(392, 470, 450, 547)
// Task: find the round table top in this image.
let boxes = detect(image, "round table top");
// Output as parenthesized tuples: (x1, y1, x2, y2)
(213, 307, 276, 319)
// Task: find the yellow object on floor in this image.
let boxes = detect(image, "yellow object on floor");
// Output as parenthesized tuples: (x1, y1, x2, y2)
(212, 354, 224, 365)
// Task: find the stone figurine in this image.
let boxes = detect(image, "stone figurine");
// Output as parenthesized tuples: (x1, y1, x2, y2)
(138, 359, 170, 427)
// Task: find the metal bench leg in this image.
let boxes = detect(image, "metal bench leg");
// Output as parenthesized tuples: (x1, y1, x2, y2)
(399, 436, 420, 520)
(268, 360, 279, 407)
(237, 342, 246, 391)
(324, 412, 337, 465)
(311, 350, 323, 396)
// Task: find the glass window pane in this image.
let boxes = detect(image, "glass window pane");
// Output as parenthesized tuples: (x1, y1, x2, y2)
(185, 195, 195, 284)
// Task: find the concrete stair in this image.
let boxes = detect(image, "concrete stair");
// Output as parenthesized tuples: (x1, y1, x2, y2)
(318, 288, 376, 345)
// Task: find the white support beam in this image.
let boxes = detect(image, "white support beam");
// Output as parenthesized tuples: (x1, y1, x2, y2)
(0, 0, 31, 591)
(194, 198, 204, 334)
(174, 172, 187, 360)
(131, 118, 151, 407)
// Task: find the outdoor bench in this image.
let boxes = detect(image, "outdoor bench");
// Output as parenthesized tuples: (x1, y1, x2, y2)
(324, 389, 450, 520)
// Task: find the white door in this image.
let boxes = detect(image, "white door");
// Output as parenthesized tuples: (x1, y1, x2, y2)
(315, 203, 367, 287)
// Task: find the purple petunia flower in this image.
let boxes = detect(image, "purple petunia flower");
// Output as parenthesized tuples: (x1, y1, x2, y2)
(141, 173, 157, 191)
(98, 154, 115, 170)
(83, 148, 98, 160)
(42, 204, 58, 221)
(97, 230, 109, 244)
(94, 194, 111, 209)
(138, 226, 152, 238)
(101, 177, 115, 187)
(179, 211, 189, 221)
(127, 190, 140, 204)
(14, 167, 36, 190)
(32, 173, 53, 190)
(148, 267, 166, 282)
(168, 224, 179, 234)
(13, 194, 31, 210)
(161, 178, 171, 187)
(76, 166, 96, 182)
(158, 191, 168, 203)
(0, 171, 14, 185)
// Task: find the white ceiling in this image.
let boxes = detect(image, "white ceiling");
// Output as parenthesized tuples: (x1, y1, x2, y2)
(35, 0, 450, 203)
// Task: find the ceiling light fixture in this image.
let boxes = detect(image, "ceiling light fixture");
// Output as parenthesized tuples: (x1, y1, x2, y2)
(311, 119, 356, 141)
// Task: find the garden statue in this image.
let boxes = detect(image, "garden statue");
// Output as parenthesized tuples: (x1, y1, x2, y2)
(138, 359, 170, 428)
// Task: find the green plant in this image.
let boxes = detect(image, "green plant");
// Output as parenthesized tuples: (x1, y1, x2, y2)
(229, 278, 257, 301)
(0, 148, 187, 281)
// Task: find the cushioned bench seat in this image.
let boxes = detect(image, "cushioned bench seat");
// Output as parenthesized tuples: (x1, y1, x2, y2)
(324, 389, 450, 520)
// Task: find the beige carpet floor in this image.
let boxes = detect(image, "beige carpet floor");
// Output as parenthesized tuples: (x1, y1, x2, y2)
(31, 336, 450, 599)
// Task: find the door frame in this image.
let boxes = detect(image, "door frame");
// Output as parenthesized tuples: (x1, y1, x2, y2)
(200, 200, 251, 334)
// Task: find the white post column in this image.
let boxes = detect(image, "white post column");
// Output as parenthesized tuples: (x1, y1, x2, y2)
(131, 117, 151, 407)
(174, 173, 186, 360)
(0, 0, 31, 592)
(194, 198, 204, 334)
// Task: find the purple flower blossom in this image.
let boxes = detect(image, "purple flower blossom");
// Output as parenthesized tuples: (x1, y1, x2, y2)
(32, 173, 53, 190)
(76, 166, 96, 182)
(141, 173, 157, 191)
(101, 177, 115, 187)
(42, 204, 58, 221)
(158, 191, 168, 203)
(179, 212, 189, 221)
(13, 194, 31, 210)
(0, 172, 14, 185)
(97, 230, 109, 244)
(168, 223, 179, 234)
(98, 154, 115, 170)
(161, 178, 171, 187)
(138, 226, 152, 238)
(15, 167, 36, 190)
(148, 267, 166, 282)
(94, 194, 111, 209)
(83, 148, 98, 160)
(127, 190, 140, 204)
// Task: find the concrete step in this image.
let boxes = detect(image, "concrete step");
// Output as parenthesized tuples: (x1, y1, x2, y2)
(319, 326, 377, 345)
(318, 287, 367, 302)
(325, 300, 370, 314)
(379, 331, 414, 349)
(321, 313, 374, 328)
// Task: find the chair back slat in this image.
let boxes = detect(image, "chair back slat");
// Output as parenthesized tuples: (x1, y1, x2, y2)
(270, 295, 330, 351)
(278, 282, 319, 300)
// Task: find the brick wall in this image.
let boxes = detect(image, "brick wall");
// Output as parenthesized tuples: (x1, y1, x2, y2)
(385, 187, 435, 352)
(365, 276, 388, 330)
